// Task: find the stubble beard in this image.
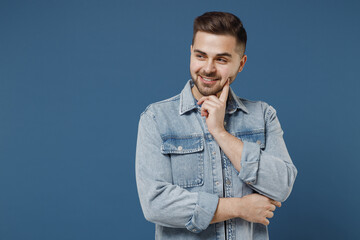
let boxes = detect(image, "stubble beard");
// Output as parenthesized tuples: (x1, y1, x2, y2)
(191, 72, 224, 97)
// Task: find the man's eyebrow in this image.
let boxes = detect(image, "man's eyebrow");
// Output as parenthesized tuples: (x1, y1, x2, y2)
(194, 49, 207, 55)
(216, 52, 232, 58)
(194, 49, 232, 58)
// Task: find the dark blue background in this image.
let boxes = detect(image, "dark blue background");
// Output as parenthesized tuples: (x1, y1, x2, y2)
(1, 0, 359, 239)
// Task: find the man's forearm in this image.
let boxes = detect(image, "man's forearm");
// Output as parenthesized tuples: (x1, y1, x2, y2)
(210, 194, 281, 226)
(210, 198, 238, 224)
(211, 129, 244, 172)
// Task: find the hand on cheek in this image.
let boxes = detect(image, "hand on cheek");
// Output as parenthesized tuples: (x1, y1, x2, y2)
(197, 80, 230, 135)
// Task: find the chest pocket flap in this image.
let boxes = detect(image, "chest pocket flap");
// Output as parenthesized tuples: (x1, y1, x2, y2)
(161, 135, 204, 154)
(161, 135, 204, 188)
(235, 129, 266, 149)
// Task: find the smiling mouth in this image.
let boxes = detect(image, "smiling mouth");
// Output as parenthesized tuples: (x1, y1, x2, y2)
(199, 75, 219, 83)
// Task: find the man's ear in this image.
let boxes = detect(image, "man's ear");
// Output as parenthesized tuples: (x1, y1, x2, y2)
(190, 44, 193, 53)
(238, 55, 247, 72)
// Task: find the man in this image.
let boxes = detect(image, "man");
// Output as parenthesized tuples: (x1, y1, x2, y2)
(136, 11, 297, 240)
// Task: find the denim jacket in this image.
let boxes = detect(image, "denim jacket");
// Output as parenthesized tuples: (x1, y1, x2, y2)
(135, 80, 297, 240)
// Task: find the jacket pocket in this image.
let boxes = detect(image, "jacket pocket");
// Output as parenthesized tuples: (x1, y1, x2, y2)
(235, 129, 266, 150)
(161, 135, 204, 188)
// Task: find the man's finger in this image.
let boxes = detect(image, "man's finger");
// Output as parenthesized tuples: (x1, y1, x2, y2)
(263, 219, 270, 226)
(269, 205, 276, 212)
(202, 100, 218, 109)
(207, 95, 222, 103)
(266, 211, 274, 219)
(219, 79, 230, 102)
(201, 106, 208, 117)
(270, 200, 282, 208)
(197, 96, 209, 105)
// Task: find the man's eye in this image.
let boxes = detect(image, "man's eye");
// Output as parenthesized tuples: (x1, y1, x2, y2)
(218, 58, 227, 63)
(196, 55, 205, 59)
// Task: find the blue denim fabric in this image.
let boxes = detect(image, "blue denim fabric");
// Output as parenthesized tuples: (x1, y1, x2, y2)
(135, 80, 297, 240)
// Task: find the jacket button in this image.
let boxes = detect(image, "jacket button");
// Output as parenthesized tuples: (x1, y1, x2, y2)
(256, 140, 261, 145)
(177, 146, 183, 151)
(226, 179, 231, 185)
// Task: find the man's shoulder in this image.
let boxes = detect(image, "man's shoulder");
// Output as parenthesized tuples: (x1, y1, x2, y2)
(235, 94, 271, 113)
(140, 94, 181, 118)
(236, 95, 278, 123)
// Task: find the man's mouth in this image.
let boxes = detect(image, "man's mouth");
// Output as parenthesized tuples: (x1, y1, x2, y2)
(199, 75, 219, 84)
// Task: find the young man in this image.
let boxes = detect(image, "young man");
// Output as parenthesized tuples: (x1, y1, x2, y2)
(136, 12, 297, 240)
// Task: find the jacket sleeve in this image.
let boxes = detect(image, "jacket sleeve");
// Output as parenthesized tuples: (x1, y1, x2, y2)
(238, 103, 298, 202)
(135, 110, 219, 233)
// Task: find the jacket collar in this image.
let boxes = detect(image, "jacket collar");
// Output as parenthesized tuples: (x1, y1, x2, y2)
(179, 80, 249, 115)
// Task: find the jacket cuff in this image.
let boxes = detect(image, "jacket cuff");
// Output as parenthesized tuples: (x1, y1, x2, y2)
(185, 191, 219, 233)
(238, 141, 261, 185)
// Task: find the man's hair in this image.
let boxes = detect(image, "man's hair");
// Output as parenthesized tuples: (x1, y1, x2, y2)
(192, 11, 247, 54)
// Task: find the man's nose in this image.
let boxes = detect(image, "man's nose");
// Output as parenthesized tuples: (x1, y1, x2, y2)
(204, 60, 216, 73)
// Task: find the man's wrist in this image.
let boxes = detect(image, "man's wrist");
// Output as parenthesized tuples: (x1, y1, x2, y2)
(211, 197, 239, 224)
(210, 127, 228, 138)
(233, 197, 245, 219)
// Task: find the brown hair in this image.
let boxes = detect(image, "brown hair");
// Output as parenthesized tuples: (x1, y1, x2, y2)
(192, 12, 247, 54)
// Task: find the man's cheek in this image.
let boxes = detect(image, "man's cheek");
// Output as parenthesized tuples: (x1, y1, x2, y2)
(191, 67, 201, 76)
(226, 69, 239, 83)
(220, 69, 231, 81)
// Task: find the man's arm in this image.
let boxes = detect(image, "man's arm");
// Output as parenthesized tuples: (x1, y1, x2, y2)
(136, 108, 283, 229)
(197, 81, 244, 172)
(135, 109, 219, 233)
(210, 194, 281, 225)
(198, 81, 297, 202)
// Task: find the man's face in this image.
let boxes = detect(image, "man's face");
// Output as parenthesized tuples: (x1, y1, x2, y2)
(190, 31, 247, 100)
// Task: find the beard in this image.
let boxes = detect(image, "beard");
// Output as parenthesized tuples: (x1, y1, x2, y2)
(191, 71, 224, 96)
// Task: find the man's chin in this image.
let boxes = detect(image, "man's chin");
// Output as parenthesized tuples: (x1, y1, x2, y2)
(192, 77, 222, 96)
(198, 87, 223, 97)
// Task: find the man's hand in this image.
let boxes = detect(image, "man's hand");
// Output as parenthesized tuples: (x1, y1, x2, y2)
(236, 194, 281, 226)
(211, 194, 282, 225)
(197, 80, 230, 135)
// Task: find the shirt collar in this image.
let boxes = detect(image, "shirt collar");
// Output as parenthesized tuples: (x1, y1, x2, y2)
(179, 80, 249, 115)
